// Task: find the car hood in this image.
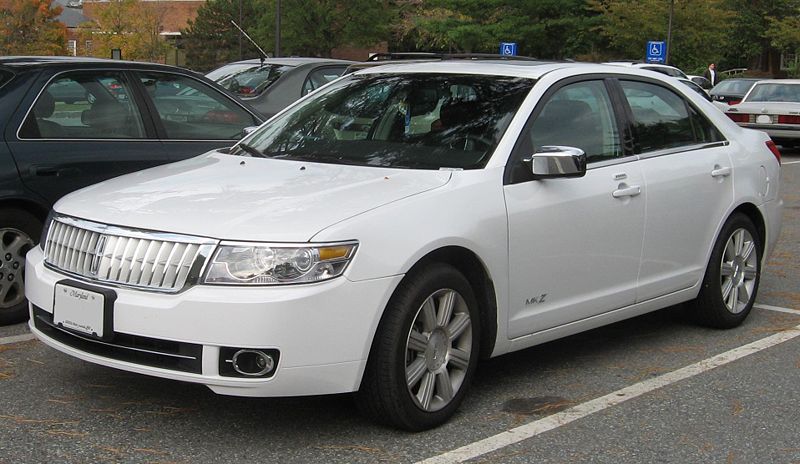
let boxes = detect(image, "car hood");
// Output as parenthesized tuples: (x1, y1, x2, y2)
(729, 101, 800, 114)
(54, 151, 452, 242)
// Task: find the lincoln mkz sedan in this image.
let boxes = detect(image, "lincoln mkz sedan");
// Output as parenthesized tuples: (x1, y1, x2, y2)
(26, 61, 783, 431)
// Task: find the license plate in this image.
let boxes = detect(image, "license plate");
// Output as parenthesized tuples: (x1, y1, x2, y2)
(756, 114, 773, 124)
(53, 283, 106, 338)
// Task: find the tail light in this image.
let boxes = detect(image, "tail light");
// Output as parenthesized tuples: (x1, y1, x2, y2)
(777, 114, 800, 124)
(727, 113, 750, 123)
(766, 140, 781, 165)
(728, 100, 741, 105)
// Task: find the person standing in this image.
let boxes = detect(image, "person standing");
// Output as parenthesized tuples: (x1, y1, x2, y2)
(704, 63, 718, 86)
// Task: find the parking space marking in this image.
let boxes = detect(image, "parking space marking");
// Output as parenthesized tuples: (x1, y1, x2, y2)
(0, 333, 35, 345)
(783, 160, 800, 165)
(418, 307, 800, 464)
(755, 303, 800, 316)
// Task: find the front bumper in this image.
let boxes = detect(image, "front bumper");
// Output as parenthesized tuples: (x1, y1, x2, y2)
(25, 246, 402, 397)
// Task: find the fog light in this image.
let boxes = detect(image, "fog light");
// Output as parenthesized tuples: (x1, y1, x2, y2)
(231, 349, 275, 377)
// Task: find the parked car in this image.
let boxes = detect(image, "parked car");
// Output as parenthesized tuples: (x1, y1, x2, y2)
(206, 57, 353, 119)
(725, 79, 800, 147)
(710, 78, 762, 106)
(27, 61, 782, 431)
(0, 56, 263, 325)
(678, 77, 712, 101)
(688, 74, 712, 90)
(604, 61, 689, 78)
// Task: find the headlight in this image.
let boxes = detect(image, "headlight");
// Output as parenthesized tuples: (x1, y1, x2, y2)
(203, 241, 358, 285)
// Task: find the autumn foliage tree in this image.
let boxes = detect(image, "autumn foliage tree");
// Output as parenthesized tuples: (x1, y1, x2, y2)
(80, 0, 169, 62)
(0, 0, 66, 55)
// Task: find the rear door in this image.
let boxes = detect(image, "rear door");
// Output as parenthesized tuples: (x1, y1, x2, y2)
(6, 69, 165, 206)
(614, 78, 734, 301)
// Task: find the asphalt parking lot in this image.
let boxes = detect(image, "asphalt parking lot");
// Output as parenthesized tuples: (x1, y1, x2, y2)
(1, 151, 798, 464)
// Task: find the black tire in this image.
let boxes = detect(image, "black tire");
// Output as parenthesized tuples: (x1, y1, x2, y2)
(357, 263, 480, 431)
(690, 213, 762, 329)
(0, 208, 42, 326)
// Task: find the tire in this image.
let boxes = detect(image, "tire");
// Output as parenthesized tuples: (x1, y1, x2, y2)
(357, 263, 480, 431)
(0, 208, 42, 326)
(690, 213, 761, 329)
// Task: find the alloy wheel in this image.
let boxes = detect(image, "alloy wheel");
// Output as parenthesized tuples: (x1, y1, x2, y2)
(0, 228, 34, 309)
(720, 228, 758, 314)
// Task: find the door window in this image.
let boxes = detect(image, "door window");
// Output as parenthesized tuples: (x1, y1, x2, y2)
(528, 80, 622, 164)
(20, 71, 145, 139)
(619, 80, 721, 153)
(138, 73, 258, 140)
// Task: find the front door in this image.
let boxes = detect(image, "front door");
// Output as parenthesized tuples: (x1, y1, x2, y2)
(504, 79, 645, 338)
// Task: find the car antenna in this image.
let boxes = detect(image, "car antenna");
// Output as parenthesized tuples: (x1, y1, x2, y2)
(230, 20, 269, 65)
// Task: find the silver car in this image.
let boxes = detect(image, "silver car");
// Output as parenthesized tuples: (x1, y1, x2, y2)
(725, 79, 800, 148)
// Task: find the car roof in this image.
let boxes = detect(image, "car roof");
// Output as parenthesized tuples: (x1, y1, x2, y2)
(225, 57, 354, 66)
(0, 56, 195, 74)
(750, 79, 800, 85)
(351, 60, 671, 80)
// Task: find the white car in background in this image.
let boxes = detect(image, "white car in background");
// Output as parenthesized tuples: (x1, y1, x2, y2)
(725, 79, 800, 148)
(26, 61, 782, 431)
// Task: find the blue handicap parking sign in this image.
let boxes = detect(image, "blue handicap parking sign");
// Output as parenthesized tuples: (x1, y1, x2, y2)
(646, 41, 666, 63)
(500, 42, 517, 57)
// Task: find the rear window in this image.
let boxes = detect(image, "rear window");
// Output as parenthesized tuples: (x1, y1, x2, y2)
(206, 63, 294, 97)
(713, 79, 758, 94)
(744, 83, 800, 103)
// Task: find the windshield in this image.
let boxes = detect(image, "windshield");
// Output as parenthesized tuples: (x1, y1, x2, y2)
(745, 83, 800, 103)
(234, 73, 535, 170)
(713, 79, 757, 95)
(206, 63, 294, 97)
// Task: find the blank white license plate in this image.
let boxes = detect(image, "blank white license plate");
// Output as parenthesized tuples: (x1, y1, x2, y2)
(53, 283, 105, 338)
(756, 114, 773, 124)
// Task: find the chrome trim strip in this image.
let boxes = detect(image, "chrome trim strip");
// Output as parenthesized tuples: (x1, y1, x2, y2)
(53, 214, 218, 245)
(636, 140, 730, 160)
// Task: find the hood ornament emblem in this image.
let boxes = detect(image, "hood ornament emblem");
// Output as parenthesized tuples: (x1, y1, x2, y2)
(89, 235, 108, 276)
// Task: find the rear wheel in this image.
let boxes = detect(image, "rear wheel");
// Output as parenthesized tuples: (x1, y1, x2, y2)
(0, 209, 41, 326)
(690, 213, 761, 329)
(357, 263, 480, 431)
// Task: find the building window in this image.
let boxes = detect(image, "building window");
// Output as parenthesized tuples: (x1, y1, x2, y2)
(780, 52, 798, 71)
(85, 40, 93, 55)
(67, 40, 77, 57)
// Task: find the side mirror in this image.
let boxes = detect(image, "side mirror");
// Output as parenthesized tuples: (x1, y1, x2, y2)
(525, 146, 587, 180)
(241, 126, 259, 139)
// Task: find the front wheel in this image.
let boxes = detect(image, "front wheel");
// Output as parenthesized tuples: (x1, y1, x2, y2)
(690, 213, 762, 329)
(357, 263, 480, 431)
(0, 208, 42, 325)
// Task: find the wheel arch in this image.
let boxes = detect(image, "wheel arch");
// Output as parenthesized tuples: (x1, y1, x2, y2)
(403, 245, 499, 360)
(0, 198, 49, 224)
(729, 202, 766, 251)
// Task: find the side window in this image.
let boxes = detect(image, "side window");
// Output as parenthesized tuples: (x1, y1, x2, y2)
(20, 71, 146, 139)
(301, 66, 347, 96)
(619, 81, 687, 152)
(529, 80, 622, 164)
(139, 73, 258, 140)
(620, 80, 718, 153)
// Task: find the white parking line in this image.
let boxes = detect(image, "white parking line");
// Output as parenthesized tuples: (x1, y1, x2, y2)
(0, 333, 36, 345)
(418, 306, 800, 464)
(755, 303, 800, 316)
(783, 160, 800, 165)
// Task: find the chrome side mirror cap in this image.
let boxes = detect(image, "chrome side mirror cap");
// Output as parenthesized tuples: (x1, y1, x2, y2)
(525, 146, 587, 180)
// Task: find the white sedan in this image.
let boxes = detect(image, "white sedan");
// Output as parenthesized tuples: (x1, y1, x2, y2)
(725, 79, 800, 148)
(26, 61, 783, 431)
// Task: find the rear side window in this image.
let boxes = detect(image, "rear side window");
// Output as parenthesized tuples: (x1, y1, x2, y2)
(619, 80, 721, 153)
(302, 66, 347, 96)
(19, 71, 146, 139)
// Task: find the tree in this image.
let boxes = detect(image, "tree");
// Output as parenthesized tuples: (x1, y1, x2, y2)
(590, 0, 733, 73)
(724, 0, 800, 74)
(0, 0, 66, 56)
(396, 0, 602, 59)
(80, 0, 169, 62)
(265, 0, 395, 57)
(182, 0, 271, 71)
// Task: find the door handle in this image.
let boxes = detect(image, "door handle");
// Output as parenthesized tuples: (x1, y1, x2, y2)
(30, 166, 78, 177)
(612, 185, 641, 198)
(711, 166, 732, 178)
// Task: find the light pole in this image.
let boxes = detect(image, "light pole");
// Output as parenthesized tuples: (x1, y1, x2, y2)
(275, 0, 281, 58)
(665, 0, 674, 64)
(238, 0, 243, 60)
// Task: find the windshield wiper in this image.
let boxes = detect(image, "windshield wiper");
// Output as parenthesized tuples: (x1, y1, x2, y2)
(235, 142, 266, 158)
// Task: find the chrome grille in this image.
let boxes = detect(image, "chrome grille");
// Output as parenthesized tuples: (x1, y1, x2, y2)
(44, 216, 218, 292)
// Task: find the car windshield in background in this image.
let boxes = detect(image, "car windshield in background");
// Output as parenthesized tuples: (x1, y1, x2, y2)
(207, 63, 294, 97)
(235, 74, 534, 170)
(745, 83, 800, 103)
